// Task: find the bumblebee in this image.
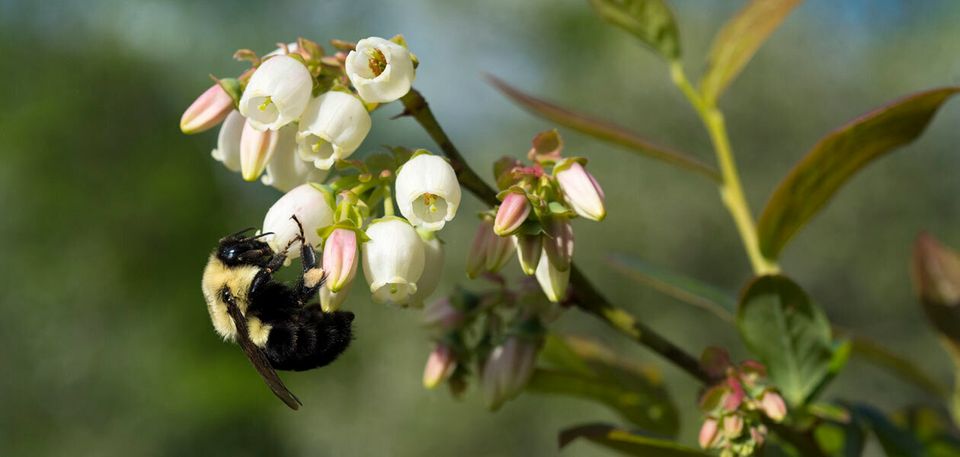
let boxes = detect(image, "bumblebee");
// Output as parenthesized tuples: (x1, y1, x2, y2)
(201, 216, 354, 409)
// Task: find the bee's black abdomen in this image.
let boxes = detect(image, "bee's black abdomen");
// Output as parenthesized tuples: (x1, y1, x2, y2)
(264, 306, 354, 372)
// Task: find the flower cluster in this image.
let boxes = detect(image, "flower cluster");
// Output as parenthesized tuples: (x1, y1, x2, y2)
(466, 130, 605, 302)
(421, 276, 559, 409)
(180, 36, 416, 191)
(181, 37, 460, 310)
(697, 348, 788, 456)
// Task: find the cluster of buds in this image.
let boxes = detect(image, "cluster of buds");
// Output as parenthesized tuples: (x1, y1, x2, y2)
(466, 130, 605, 303)
(180, 37, 457, 310)
(697, 348, 788, 456)
(180, 36, 416, 191)
(421, 277, 558, 409)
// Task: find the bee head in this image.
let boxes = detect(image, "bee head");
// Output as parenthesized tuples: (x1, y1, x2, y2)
(217, 228, 276, 267)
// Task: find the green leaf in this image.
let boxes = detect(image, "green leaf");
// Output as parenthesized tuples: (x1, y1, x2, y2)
(559, 423, 708, 456)
(757, 87, 960, 260)
(488, 76, 721, 182)
(587, 0, 681, 60)
(700, 0, 802, 104)
(607, 253, 736, 322)
(814, 420, 866, 457)
(737, 275, 834, 406)
(849, 405, 925, 457)
(533, 335, 679, 436)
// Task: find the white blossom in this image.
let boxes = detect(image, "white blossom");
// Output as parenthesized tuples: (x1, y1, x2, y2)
(261, 184, 335, 259)
(261, 124, 328, 191)
(408, 231, 444, 307)
(211, 110, 244, 172)
(395, 154, 461, 231)
(361, 217, 425, 306)
(296, 91, 371, 170)
(239, 55, 313, 131)
(345, 37, 415, 103)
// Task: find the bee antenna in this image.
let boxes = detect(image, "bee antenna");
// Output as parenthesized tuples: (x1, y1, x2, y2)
(249, 232, 275, 240)
(227, 227, 258, 239)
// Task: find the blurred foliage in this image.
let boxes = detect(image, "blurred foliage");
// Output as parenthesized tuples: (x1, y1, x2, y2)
(1, 0, 959, 456)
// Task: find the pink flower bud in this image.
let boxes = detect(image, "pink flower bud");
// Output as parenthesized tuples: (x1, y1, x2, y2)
(912, 233, 960, 343)
(723, 376, 745, 412)
(422, 297, 465, 332)
(555, 160, 606, 221)
(514, 234, 542, 276)
(723, 414, 744, 438)
(480, 337, 539, 410)
(466, 219, 494, 279)
(240, 119, 279, 181)
(323, 228, 359, 292)
(542, 217, 574, 272)
(750, 425, 767, 447)
(493, 192, 531, 236)
(423, 344, 457, 389)
(485, 230, 516, 273)
(180, 84, 234, 134)
(759, 391, 787, 422)
(698, 418, 719, 449)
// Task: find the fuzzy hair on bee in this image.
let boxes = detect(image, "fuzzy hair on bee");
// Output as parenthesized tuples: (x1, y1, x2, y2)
(201, 216, 354, 409)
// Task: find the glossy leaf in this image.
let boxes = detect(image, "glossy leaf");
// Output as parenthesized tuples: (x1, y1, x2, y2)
(737, 275, 834, 406)
(533, 335, 679, 436)
(757, 87, 960, 260)
(607, 253, 736, 322)
(700, 0, 802, 103)
(559, 423, 709, 456)
(587, 0, 681, 60)
(488, 76, 721, 182)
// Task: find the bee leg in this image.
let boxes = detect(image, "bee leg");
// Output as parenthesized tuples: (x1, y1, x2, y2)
(250, 249, 290, 296)
(295, 236, 325, 304)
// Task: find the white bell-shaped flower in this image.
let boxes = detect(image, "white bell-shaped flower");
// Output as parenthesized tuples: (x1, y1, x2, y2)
(361, 217, 425, 306)
(345, 36, 415, 103)
(395, 154, 461, 231)
(261, 184, 335, 259)
(211, 110, 244, 172)
(261, 124, 328, 192)
(239, 55, 313, 131)
(408, 231, 444, 307)
(296, 91, 372, 170)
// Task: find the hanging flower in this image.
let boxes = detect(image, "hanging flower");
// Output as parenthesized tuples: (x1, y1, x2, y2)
(261, 184, 335, 258)
(395, 153, 461, 231)
(361, 217, 426, 306)
(493, 190, 531, 236)
(240, 118, 279, 181)
(481, 336, 540, 410)
(422, 344, 457, 389)
(323, 228, 360, 293)
(542, 216, 574, 271)
(297, 91, 372, 170)
(514, 234, 542, 276)
(260, 124, 329, 192)
(555, 159, 606, 221)
(422, 297, 465, 332)
(345, 36, 415, 103)
(181, 83, 234, 134)
(409, 231, 445, 307)
(535, 247, 570, 303)
(239, 55, 313, 131)
(211, 110, 244, 172)
(320, 280, 352, 312)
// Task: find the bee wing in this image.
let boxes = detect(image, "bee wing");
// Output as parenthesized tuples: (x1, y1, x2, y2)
(222, 291, 302, 410)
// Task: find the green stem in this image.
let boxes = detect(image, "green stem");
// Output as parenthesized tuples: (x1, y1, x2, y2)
(669, 62, 779, 276)
(383, 184, 395, 217)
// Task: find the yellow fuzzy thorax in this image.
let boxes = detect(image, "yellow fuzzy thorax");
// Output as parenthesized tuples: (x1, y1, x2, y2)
(201, 254, 272, 347)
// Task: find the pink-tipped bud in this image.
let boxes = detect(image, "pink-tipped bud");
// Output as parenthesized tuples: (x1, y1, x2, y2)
(323, 228, 359, 292)
(485, 231, 516, 273)
(240, 120, 279, 181)
(723, 376, 745, 412)
(423, 298, 465, 332)
(493, 192, 531, 236)
(481, 337, 540, 410)
(723, 414, 744, 438)
(759, 391, 787, 422)
(698, 418, 719, 449)
(555, 160, 606, 221)
(466, 219, 494, 279)
(514, 234, 543, 276)
(423, 344, 457, 389)
(542, 217, 574, 272)
(180, 84, 234, 134)
(912, 233, 960, 343)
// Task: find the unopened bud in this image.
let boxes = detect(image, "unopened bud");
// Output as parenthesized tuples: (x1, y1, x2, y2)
(493, 191, 531, 236)
(723, 414, 744, 438)
(912, 233, 960, 344)
(323, 228, 359, 292)
(759, 391, 787, 422)
(514, 234, 542, 276)
(555, 159, 606, 221)
(466, 218, 495, 279)
(240, 119, 279, 181)
(180, 83, 234, 134)
(423, 344, 457, 389)
(320, 281, 352, 312)
(535, 247, 570, 303)
(542, 217, 574, 271)
(422, 297, 465, 332)
(485, 230, 516, 273)
(699, 417, 719, 449)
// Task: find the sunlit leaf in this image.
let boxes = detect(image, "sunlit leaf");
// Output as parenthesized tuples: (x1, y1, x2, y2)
(533, 335, 679, 436)
(587, 0, 681, 60)
(607, 253, 736, 321)
(700, 0, 802, 103)
(488, 76, 720, 181)
(559, 423, 708, 456)
(757, 87, 960, 260)
(737, 275, 834, 406)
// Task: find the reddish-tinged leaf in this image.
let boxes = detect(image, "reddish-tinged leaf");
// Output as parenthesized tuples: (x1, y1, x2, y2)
(701, 0, 802, 103)
(587, 0, 681, 60)
(757, 87, 960, 260)
(488, 76, 721, 182)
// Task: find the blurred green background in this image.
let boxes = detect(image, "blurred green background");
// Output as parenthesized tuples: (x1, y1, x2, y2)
(1, 0, 958, 455)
